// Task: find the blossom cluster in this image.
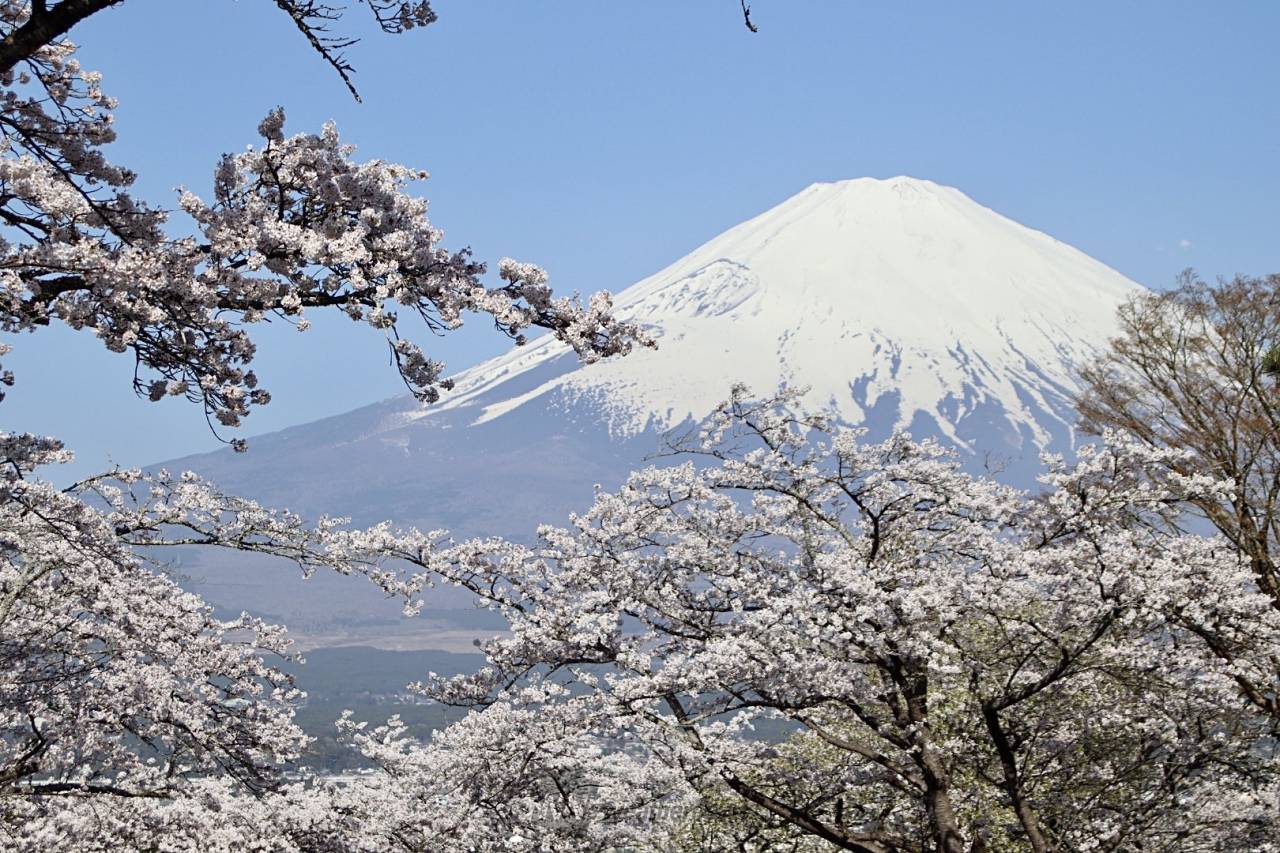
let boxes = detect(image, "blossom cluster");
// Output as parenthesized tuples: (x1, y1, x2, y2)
(314, 388, 1280, 851)
(0, 9, 651, 443)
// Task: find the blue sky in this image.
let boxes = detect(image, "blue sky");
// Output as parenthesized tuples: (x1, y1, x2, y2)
(6, 0, 1279, 481)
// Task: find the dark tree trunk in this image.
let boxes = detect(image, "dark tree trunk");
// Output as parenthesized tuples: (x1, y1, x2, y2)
(0, 0, 123, 73)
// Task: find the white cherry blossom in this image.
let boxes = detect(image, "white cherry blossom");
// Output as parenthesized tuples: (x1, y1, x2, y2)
(321, 388, 1280, 852)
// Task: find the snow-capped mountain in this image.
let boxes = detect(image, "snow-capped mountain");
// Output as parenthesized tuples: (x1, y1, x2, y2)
(411, 176, 1137, 457)
(166, 177, 1143, 648)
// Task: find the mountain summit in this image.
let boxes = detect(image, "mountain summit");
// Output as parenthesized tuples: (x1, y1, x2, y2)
(403, 176, 1138, 455)
(168, 178, 1144, 646)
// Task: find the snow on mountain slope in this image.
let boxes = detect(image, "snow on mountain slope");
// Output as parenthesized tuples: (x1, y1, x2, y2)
(164, 177, 1144, 648)
(395, 176, 1139, 456)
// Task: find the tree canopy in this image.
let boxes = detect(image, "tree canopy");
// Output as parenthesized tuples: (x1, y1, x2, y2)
(0, 2, 643, 846)
(1077, 271, 1280, 608)
(296, 389, 1276, 851)
(0, 2, 649, 444)
(0, 3, 1275, 851)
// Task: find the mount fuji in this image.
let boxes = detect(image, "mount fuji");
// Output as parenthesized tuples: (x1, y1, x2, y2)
(166, 176, 1143, 648)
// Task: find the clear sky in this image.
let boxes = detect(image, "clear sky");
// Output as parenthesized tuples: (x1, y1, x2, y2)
(6, 0, 1279, 481)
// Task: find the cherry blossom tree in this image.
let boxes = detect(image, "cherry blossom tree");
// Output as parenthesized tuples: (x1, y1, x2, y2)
(0, 9, 648, 441)
(0, 1, 647, 847)
(1077, 272, 1280, 609)
(317, 389, 1280, 852)
(0, 429, 453, 850)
